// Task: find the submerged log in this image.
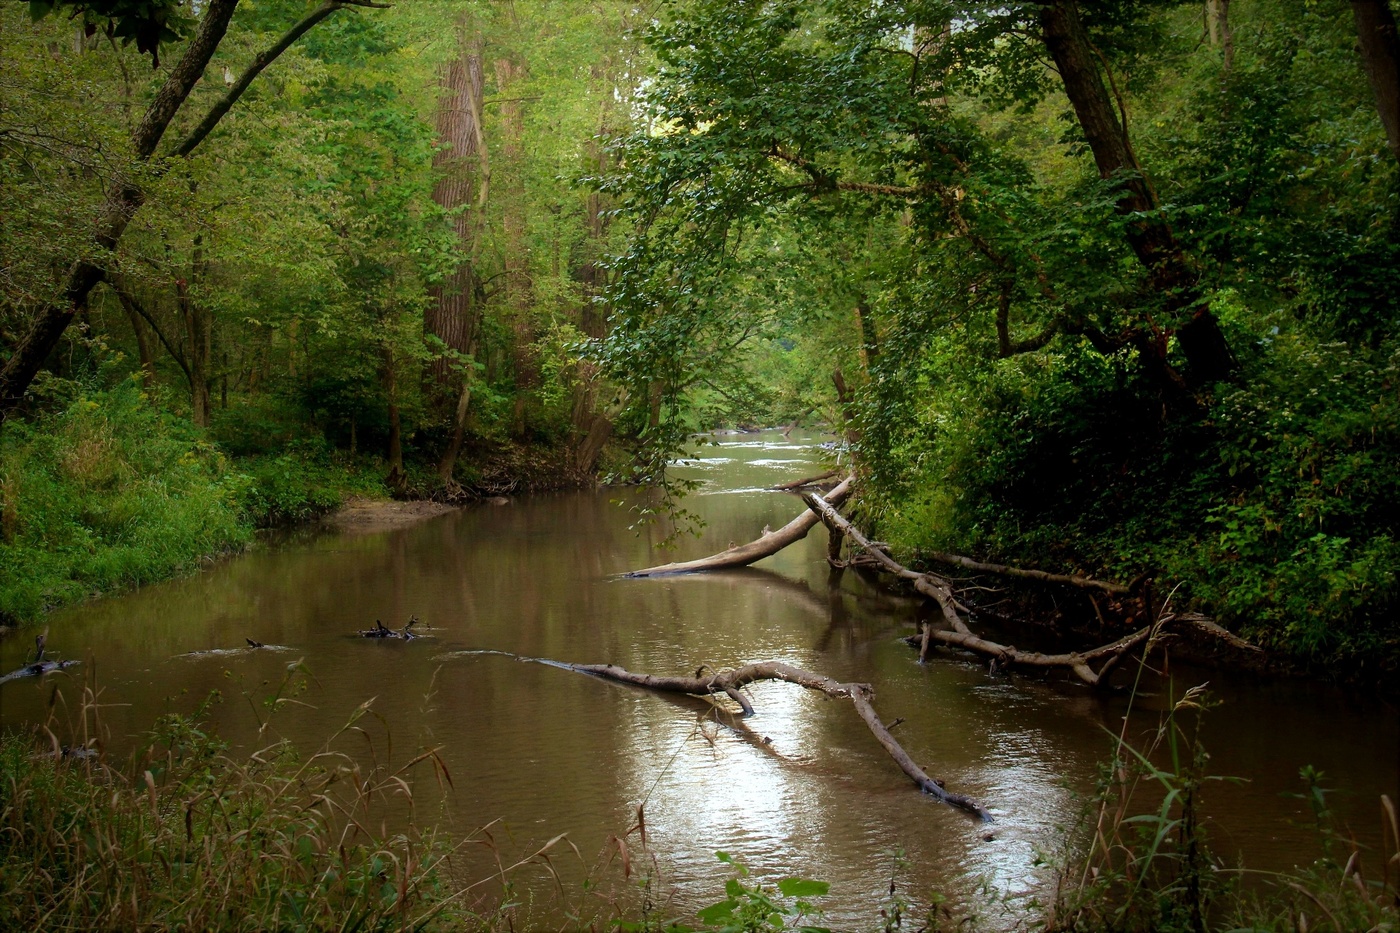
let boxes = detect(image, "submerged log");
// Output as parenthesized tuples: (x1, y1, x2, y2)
(626, 475, 854, 577)
(357, 616, 421, 640)
(530, 656, 990, 820)
(0, 659, 79, 686)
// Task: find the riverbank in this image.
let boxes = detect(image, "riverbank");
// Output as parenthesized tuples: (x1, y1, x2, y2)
(0, 383, 602, 630)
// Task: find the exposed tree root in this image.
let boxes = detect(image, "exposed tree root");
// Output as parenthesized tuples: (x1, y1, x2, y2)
(516, 655, 990, 820)
(626, 475, 853, 577)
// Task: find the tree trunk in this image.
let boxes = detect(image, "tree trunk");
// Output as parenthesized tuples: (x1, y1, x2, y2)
(627, 475, 853, 576)
(854, 295, 878, 367)
(1207, 0, 1234, 72)
(437, 380, 473, 481)
(1353, 0, 1400, 166)
(119, 294, 156, 387)
(430, 27, 489, 481)
(532, 656, 989, 819)
(384, 345, 404, 493)
(495, 55, 535, 439)
(427, 30, 487, 389)
(1039, 0, 1234, 384)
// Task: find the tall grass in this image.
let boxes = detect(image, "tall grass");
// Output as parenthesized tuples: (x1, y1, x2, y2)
(1040, 623, 1400, 933)
(0, 670, 478, 931)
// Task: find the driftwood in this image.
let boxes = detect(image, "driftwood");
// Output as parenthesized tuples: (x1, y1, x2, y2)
(357, 616, 421, 640)
(626, 475, 854, 577)
(0, 636, 78, 686)
(527, 656, 990, 820)
(799, 492, 1254, 687)
(770, 469, 838, 491)
(0, 659, 79, 686)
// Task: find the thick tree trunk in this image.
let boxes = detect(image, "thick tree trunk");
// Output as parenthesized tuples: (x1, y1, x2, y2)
(427, 30, 486, 389)
(1207, 0, 1234, 71)
(1039, 0, 1234, 384)
(1353, 0, 1400, 165)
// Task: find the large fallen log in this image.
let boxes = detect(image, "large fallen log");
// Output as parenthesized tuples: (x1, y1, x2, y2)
(522, 655, 991, 820)
(800, 492, 1206, 687)
(626, 475, 854, 577)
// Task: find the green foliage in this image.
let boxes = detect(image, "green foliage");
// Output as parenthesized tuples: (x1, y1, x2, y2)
(0, 378, 250, 624)
(235, 440, 386, 528)
(602, 0, 1400, 676)
(690, 852, 831, 933)
(27, 0, 192, 66)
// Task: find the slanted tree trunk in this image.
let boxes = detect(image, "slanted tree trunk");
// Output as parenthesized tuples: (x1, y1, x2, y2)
(533, 656, 990, 819)
(1353, 0, 1400, 166)
(119, 295, 156, 387)
(437, 380, 473, 481)
(0, 0, 378, 423)
(627, 475, 853, 576)
(1039, 0, 1234, 385)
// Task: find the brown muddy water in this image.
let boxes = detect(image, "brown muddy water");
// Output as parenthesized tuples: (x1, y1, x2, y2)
(2, 430, 1397, 928)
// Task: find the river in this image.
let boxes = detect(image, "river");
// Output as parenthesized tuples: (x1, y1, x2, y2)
(2, 430, 1396, 928)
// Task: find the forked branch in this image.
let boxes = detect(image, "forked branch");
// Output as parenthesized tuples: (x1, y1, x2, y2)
(522, 656, 990, 820)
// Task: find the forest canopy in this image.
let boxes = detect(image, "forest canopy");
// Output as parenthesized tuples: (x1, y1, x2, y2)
(1, 0, 1398, 676)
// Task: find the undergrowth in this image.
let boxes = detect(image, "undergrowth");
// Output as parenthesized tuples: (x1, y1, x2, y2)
(0, 379, 251, 624)
(0, 378, 389, 626)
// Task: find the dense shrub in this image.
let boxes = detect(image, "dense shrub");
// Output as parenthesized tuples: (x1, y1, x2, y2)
(0, 380, 250, 623)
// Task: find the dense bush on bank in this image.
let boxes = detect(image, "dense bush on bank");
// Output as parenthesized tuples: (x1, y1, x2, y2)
(0, 380, 386, 626)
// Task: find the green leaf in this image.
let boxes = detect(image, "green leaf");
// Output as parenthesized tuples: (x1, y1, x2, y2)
(29, 1, 54, 21)
(776, 878, 829, 899)
(695, 899, 737, 924)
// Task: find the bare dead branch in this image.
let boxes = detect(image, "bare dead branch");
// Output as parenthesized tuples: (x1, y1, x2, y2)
(529, 656, 991, 820)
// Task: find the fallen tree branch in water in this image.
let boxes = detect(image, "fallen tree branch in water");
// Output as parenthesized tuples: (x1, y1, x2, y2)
(519, 655, 990, 820)
(798, 492, 1254, 687)
(625, 475, 854, 577)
